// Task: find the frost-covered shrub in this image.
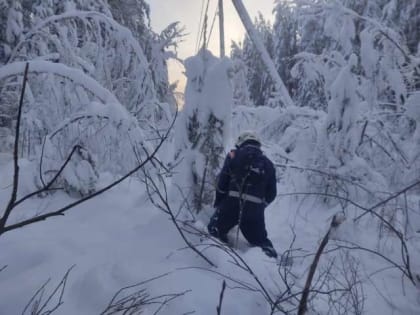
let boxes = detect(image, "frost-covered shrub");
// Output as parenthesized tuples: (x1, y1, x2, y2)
(59, 146, 99, 198)
(44, 101, 152, 175)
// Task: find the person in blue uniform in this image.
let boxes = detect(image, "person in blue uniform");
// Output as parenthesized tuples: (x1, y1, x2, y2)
(208, 131, 278, 258)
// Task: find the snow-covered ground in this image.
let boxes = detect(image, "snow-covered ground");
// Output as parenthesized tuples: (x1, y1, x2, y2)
(2, 1, 419, 314)
(1, 155, 419, 314)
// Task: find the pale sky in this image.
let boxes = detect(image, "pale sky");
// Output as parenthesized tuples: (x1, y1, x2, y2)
(148, 0, 277, 91)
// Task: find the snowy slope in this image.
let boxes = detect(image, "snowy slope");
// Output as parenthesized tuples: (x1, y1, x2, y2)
(0, 162, 275, 314)
(1, 150, 419, 314)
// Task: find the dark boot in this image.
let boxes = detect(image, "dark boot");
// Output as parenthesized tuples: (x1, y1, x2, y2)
(261, 245, 278, 258)
(208, 224, 229, 243)
(208, 210, 220, 237)
(218, 233, 229, 244)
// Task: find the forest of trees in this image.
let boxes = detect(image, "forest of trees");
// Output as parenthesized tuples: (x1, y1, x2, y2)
(0, 0, 182, 195)
(1, 0, 420, 314)
(174, 1, 420, 311)
(231, 0, 420, 194)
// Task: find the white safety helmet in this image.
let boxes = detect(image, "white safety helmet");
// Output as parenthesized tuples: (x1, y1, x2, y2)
(235, 131, 261, 147)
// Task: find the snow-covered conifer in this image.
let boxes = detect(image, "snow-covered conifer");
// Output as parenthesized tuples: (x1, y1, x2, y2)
(174, 49, 233, 214)
(242, 14, 275, 106)
(323, 54, 362, 166)
(0, 0, 24, 65)
(273, 1, 298, 95)
(230, 41, 252, 107)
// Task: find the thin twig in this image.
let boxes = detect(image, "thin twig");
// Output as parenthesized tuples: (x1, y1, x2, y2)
(354, 180, 420, 222)
(216, 280, 227, 315)
(22, 265, 75, 315)
(102, 273, 171, 312)
(1, 111, 177, 235)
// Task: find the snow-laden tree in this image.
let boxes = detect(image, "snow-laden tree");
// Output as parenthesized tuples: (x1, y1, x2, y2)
(342, 1, 418, 190)
(108, 0, 183, 104)
(108, 0, 150, 43)
(296, 0, 325, 55)
(380, 0, 420, 55)
(3, 0, 179, 124)
(0, 0, 25, 153)
(290, 1, 358, 110)
(0, 0, 24, 65)
(291, 0, 418, 110)
(273, 0, 298, 95)
(146, 22, 184, 105)
(322, 54, 362, 167)
(262, 0, 420, 205)
(241, 14, 275, 106)
(230, 41, 252, 107)
(311, 53, 385, 200)
(10, 10, 155, 113)
(290, 53, 329, 110)
(0, 0, 179, 195)
(174, 49, 233, 214)
(0, 61, 157, 194)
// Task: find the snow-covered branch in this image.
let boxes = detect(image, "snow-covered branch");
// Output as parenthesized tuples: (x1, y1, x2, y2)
(0, 61, 119, 104)
(8, 10, 149, 66)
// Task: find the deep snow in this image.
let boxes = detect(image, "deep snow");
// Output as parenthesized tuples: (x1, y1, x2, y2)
(1, 153, 419, 314)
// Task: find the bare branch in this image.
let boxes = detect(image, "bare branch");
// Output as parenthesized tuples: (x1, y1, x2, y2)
(11, 144, 83, 209)
(1, 62, 30, 230)
(298, 214, 344, 315)
(0, 111, 177, 236)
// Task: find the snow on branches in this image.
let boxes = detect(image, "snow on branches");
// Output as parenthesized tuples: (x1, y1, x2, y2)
(174, 49, 233, 214)
(0, 1, 179, 196)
